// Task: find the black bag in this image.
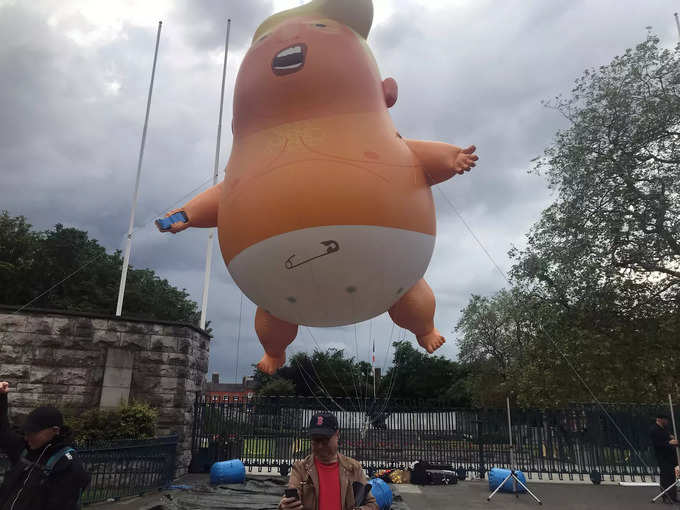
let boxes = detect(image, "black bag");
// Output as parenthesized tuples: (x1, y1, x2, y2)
(425, 469, 458, 485)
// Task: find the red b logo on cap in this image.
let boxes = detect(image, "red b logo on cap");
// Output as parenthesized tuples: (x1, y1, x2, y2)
(317, 416, 323, 426)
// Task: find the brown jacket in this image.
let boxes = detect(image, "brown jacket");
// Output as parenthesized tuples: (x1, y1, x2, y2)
(283, 453, 379, 510)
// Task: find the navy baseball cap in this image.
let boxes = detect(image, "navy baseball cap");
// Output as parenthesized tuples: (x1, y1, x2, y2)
(22, 406, 63, 434)
(309, 412, 339, 437)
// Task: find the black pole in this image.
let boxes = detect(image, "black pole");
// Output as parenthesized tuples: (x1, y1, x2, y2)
(476, 411, 486, 479)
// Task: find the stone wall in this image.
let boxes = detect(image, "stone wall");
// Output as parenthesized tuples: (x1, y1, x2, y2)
(0, 306, 210, 477)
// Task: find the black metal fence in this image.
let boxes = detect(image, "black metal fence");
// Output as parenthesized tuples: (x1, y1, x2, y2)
(0, 435, 177, 505)
(192, 397, 669, 482)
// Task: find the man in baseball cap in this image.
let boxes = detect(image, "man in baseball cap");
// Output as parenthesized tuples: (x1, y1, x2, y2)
(279, 412, 377, 510)
(0, 381, 90, 510)
(650, 411, 680, 503)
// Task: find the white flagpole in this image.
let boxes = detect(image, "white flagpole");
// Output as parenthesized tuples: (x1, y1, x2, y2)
(675, 13, 680, 42)
(116, 21, 162, 317)
(200, 19, 231, 330)
(372, 337, 376, 398)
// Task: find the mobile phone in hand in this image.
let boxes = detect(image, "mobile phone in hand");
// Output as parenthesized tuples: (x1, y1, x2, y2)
(284, 488, 299, 500)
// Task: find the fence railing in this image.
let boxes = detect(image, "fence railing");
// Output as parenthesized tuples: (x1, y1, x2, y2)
(0, 435, 177, 505)
(192, 397, 668, 482)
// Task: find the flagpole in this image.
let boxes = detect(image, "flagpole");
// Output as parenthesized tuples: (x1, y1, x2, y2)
(199, 19, 231, 330)
(675, 13, 680, 42)
(372, 338, 376, 398)
(116, 21, 162, 317)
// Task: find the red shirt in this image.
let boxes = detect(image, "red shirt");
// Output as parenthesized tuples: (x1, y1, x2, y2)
(315, 458, 341, 510)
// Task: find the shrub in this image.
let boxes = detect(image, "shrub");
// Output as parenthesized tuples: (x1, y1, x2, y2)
(65, 401, 158, 443)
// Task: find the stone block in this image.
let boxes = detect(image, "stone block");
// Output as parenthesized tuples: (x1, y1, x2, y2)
(162, 325, 188, 338)
(11, 392, 47, 408)
(28, 333, 64, 348)
(53, 317, 74, 337)
(135, 364, 179, 378)
(52, 349, 105, 367)
(31, 348, 57, 365)
(121, 333, 150, 350)
(135, 351, 165, 366)
(149, 323, 165, 335)
(106, 320, 148, 334)
(60, 335, 100, 350)
(25, 316, 54, 335)
(130, 390, 165, 407)
(165, 353, 188, 367)
(0, 345, 31, 364)
(29, 366, 92, 386)
(0, 364, 29, 380)
(178, 338, 192, 355)
(73, 324, 95, 339)
(135, 375, 184, 394)
(196, 359, 209, 373)
(157, 406, 185, 425)
(0, 314, 27, 332)
(92, 329, 121, 347)
(89, 319, 108, 330)
(149, 335, 178, 353)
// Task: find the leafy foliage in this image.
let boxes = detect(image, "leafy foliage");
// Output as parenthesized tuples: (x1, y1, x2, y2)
(381, 341, 471, 405)
(456, 34, 680, 407)
(0, 211, 200, 323)
(65, 401, 158, 443)
(252, 343, 472, 404)
(258, 377, 296, 396)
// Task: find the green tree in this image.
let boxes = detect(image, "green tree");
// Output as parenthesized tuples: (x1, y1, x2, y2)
(517, 33, 679, 307)
(258, 377, 296, 396)
(0, 211, 200, 323)
(456, 33, 680, 407)
(381, 341, 472, 405)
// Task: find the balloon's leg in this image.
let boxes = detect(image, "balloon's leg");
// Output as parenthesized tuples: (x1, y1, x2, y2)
(388, 278, 445, 353)
(255, 307, 299, 375)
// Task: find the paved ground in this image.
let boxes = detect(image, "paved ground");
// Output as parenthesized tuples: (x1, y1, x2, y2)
(90, 474, 675, 510)
(397, 480, 674, 509)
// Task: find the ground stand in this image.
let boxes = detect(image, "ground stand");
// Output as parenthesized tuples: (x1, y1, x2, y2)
(487, 397, 543, 505)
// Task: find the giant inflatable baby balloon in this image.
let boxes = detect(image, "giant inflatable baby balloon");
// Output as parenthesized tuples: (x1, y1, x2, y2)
(159, 0, 478, 374)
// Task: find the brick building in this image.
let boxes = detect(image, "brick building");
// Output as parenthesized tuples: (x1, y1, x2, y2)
(204, 373, 256, 403)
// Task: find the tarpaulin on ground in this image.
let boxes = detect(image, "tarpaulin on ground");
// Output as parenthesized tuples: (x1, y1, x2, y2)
(140, 477, 410, 510)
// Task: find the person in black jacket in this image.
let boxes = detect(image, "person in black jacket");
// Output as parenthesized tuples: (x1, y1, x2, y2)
(650, 412, 679, 504)
(0, 381, 91, 510)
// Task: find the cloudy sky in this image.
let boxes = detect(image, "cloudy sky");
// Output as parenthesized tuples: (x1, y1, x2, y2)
(1, 0, 678, 384)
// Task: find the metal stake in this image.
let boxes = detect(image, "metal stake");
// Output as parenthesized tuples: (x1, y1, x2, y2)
(487, 397, 542, 504)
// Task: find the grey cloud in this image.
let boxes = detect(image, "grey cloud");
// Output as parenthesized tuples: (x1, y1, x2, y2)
(2, 0, 677, 382)
(170, 0, 275, 53)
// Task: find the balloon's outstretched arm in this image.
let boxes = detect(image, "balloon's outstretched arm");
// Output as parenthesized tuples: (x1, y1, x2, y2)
(157, 181, 223, 233)
(404, 139, 478, 186)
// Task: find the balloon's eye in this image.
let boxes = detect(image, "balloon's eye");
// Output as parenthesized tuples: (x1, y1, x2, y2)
(314, 23, 327, 28)
(258, 34, 269, 42)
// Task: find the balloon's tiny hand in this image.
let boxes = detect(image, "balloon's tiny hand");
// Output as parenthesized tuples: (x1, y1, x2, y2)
(453, 145, 478, 174)
(156, 208, 190, 234)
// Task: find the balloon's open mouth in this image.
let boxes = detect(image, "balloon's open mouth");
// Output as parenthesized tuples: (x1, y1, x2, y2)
(272, 43, 307, 76)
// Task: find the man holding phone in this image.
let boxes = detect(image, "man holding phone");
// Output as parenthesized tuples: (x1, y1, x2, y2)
(279, 412, 378, 510)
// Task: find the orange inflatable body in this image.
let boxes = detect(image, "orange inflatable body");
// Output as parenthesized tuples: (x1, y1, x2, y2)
(160, 0, 478, 374)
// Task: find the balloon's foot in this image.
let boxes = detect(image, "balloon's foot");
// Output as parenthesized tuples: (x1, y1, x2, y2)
(257, 353, 285, 375)
(417, 329, 446, 353)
